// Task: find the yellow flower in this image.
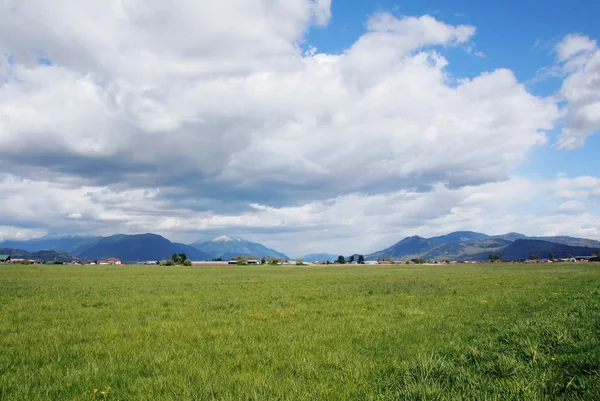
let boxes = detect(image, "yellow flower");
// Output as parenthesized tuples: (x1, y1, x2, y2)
(100, 391, 105, 396)
(551, 357, 556, 361)
(361, 308, 367, 311)
(481, 300, 488, 304)
(94, 389, 98, 394)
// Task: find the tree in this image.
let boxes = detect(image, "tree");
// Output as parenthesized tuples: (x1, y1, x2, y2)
(336, 255, 346, 264)
(357, 255, 365, 264)
(166, 259, 175, 266)
(549, 252, 555, 261)
(171, 253, 186, 265)
(183, 259, 192, 266)
(295, 259, 304, 265)
(260, 256, 266, 265)
(595, 249, 600, 258)
(488, 254, 500, 262)
(270, 259, 279, 265)
(348, 255, 355, 263)
(384, 256, 392, 262)
(529, 254, 538, 261)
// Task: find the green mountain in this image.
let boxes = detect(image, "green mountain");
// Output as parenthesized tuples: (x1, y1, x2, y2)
(492, 234, 600, 248)
(0, 234, 101, 253)
(189, 236, 289, 260)
(366, 231, 600, 261)
(500, 239, 598, 260)
(421, 239, 511, 261)
(428, 231, 490, 245)
(367, 236, 433, 260)
(491, 232, 528, 241)
(529, 236, 600, 248)
(77, 234, 209, 262)
(0, 248, 76, 263)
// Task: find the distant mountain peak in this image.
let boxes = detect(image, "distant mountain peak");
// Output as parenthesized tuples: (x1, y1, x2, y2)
(190, 236, 288, 259)
(212, 235, 237, 242)
(366, 230, 599, 261)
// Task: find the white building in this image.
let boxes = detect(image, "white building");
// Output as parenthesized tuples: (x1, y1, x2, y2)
(191, 261, 229, 266)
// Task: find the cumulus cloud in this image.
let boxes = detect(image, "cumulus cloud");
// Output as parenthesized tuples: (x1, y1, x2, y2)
(556, 34, 597, 62)
(559, 200, 594, 213)
(0, 1, 594, 253)
(0, 4, 558, 199)
(555, 35, 600, 149)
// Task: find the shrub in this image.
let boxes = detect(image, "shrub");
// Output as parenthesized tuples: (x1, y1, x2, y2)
(166, 260, 175, 266)
(183, 259, 192, 266)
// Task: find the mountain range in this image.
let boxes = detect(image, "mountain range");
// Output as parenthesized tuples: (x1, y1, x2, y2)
(0, 234, 102, 253)
(189, 236, 289, 260)
(0, 231, 598, 263)
(366, 231, 600, 261)
(76, 234, 209, 261)
(0, 234, 287, 262)
(0, 248, 75, 263)
(301, 253, 339, 262)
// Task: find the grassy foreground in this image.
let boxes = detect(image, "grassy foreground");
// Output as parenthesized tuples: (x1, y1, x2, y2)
(1, 263, 599, 400)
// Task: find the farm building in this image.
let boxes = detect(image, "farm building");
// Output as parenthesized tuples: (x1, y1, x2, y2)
(191, 261, 229, 266)
(247, 259, 260, 265)
(107, 258, 122, 265)
(10, 259, 37, 264)
(0, 255, 11, 264)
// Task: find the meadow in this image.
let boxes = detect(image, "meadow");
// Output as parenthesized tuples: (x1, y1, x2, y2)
(1, 263, 599, 400)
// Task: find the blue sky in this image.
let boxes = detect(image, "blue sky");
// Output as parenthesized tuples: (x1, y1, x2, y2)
(0, 0, 599, 255)
(310, 1, 600, 77)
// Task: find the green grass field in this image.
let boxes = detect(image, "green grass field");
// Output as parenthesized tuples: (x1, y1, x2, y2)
(1, 263, 599, 400)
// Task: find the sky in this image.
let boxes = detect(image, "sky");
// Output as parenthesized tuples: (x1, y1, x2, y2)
(1, 0, 600, 257)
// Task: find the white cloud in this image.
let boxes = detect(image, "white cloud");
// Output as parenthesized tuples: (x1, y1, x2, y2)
(0, 6, 558, 198)
(0, 226, 47, 243)
(559, 200, 594, 213)
(556, 34, 597, 62)
(554, 176, 600, 201)
(554, 35, 600, 149)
